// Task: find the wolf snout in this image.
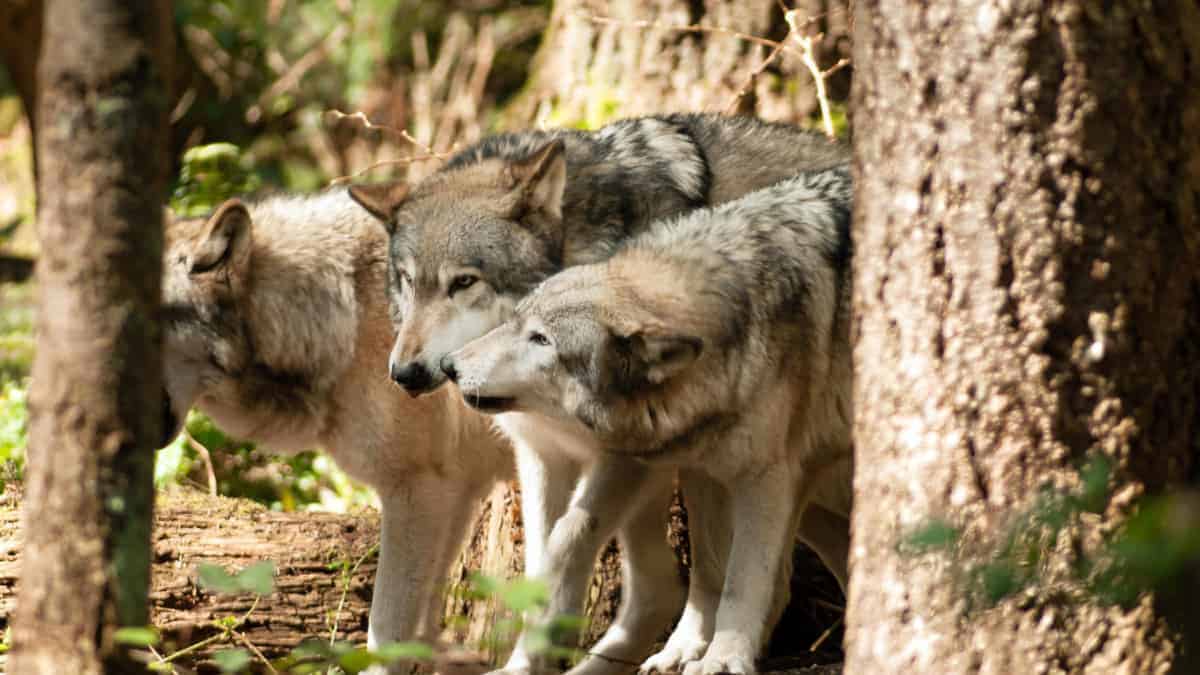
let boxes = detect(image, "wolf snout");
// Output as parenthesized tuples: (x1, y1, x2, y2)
(390, 360, 436, 395)
(439, 355, 459, 383)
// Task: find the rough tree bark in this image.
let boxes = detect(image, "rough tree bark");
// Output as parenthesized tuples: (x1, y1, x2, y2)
(9, 1, 172, 673)
(847, 1, 1200, 673)
(501, 0, 851, 127)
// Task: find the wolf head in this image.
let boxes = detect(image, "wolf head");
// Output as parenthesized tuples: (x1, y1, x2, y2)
(440, 264, 704, 438)
(159, 200, 254, 445)
(349, 138, 567, 396)
(159, 192, 365, 451)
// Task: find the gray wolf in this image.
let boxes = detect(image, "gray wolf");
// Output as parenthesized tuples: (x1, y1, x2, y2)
(159, 190, 513, 673)
(441, 169, 855, 675)
(347, 113, 849, 675)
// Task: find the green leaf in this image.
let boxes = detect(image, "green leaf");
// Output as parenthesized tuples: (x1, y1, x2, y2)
(113, 626, 160, 647)
(213, 648, 252, 673)
(337, 648, 380, 673)
(902, 519, 960, 554)
(978, 562, 1021, 603)
(1078, 454, 1113, 513)
(499, 578, 549, 613)
(374, 641, 434, 662)
(197, 563, 241, 594)
(468, 572, 502, 599)
(236, 560, 276, 595)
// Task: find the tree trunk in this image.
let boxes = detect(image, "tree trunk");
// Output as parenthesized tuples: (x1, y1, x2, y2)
(501, 0, 851, 128)
(9, 1, 172, 673)
(846, 1, 1200, 673)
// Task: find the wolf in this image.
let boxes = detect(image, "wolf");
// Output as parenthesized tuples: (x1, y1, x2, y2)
(158, 190, 514, 673)
(441, 169, 855, 675)
(347, 113, 850, 675)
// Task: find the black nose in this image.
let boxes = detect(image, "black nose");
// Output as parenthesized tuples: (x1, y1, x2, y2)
(440, 355, 459, 383)
(390, 361, 433, 395)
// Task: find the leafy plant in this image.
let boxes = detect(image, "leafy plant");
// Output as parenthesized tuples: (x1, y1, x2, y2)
(903, 454, 1200, 609)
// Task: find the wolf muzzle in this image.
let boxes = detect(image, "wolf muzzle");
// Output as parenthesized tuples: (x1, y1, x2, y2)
(390, 360, 437, 396)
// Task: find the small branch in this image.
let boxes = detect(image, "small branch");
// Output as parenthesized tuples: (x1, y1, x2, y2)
(724, 36, 788, 114)
(809, 615, 843, 653)
(329, 544, 379, 645)
(325, 110, 439, 155)
(787, 11, 840, 139)
(234, 629, 279, 674)
(182, 430, 217, 497)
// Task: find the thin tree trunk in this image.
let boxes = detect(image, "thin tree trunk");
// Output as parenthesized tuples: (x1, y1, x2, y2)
(846, 1, 1200, 673)
(9, 1, 172, 673)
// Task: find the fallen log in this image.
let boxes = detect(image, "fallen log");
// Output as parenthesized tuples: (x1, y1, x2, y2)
(0, 485, 843, 673)
(0, 485, 625, 672)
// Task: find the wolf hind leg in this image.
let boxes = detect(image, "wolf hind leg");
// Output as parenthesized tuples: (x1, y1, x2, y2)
(684, 467, 802, 675)
(641, 472, 729, 674)
(568, 472, 681, 675)
(491, 442, 579, 675)
(795, 503, 850, 594)
(500, 458, 662, 675)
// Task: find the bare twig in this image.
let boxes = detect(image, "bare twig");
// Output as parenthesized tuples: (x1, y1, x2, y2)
(324, 110, 457, 185)
(234, 629, 279, 674)
(324, 110, 440, 155)
(329, 544, 379, 645)
(787, 10, 841, 139)
(182, 430, 217, 497)
(809, 615, 843, 652)
(724, 36, 788, 114)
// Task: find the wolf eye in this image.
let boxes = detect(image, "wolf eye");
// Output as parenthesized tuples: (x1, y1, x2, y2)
(528, 332, 551, 347)
(449, 275, 479, 295)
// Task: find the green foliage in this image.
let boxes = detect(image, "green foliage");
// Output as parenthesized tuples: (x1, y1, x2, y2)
(467, 573, 586, 664)
(114, 626, 162, 648)
(197, 561, 276, 596)
(903, 454, 1200, 610)
(900, 519, 960, 554)
(0, 378, 27, 491)
(213, 648, 253, 673)
(275, 639, 433, 674)
(171, 143, 262, 217)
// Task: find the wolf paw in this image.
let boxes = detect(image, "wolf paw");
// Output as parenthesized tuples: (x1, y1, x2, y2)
(680, 648, 755, 675)
(639, 639, 708, 674)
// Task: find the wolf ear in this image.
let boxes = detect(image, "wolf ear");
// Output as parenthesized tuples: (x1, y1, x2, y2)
(192, 199, 252, 276)
(506, 138, 566, 222)
(348, 181, 409, 232)
(626, 332, 703, 385)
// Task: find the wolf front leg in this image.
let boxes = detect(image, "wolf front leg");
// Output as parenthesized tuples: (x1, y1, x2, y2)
(683, 469, 801, 675)
(641, 472, 730, 675)
(368, 474, 489, 675)
(567, 472, 682, 675)
(505, 458, 668, 675)
(491, 442, 580, 675)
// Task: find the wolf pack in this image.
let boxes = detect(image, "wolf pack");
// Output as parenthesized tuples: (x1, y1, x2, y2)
(159, 113, 854, 675)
